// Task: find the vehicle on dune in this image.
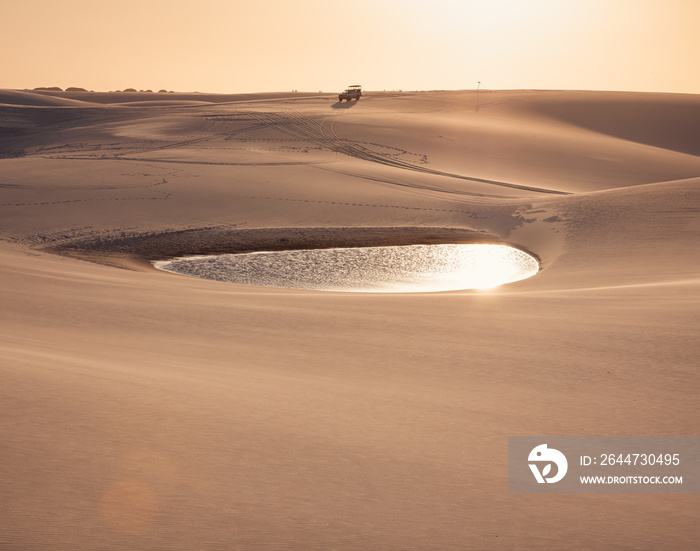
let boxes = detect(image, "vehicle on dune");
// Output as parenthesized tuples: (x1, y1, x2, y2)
(339, 85, 362, 102)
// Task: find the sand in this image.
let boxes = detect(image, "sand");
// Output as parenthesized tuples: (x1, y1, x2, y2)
(1, 88, 698, 549)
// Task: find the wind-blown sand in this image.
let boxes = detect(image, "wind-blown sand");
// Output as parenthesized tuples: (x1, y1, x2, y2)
(1, 88, 698, 549)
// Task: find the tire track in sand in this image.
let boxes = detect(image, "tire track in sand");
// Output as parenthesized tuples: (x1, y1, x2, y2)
(250, 110, 569, 196)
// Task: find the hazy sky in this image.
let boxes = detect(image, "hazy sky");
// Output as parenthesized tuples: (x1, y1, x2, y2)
(2, 0, 698, 94)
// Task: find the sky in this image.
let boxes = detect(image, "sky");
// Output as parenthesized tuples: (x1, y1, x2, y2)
(2, 0, 698, 94)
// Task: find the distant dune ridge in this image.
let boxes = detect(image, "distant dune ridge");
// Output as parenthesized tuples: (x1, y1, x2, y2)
(0, 88, 698, 549)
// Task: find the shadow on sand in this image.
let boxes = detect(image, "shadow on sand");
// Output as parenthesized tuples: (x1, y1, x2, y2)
(332, 100, 359, 109)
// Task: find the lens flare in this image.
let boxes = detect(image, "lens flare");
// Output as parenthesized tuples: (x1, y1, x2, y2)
(154, 244, 539, 293)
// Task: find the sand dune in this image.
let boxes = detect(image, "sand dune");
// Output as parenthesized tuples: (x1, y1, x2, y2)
(521, 91, 700, 156)
(1, 89, 698, 549)
(0, 89, 97, 107)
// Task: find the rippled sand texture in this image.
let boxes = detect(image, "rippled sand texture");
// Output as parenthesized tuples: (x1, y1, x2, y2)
(1, 89, 699, 550)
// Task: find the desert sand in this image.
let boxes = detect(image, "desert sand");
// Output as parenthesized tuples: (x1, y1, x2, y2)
(1, 88, 698, 549)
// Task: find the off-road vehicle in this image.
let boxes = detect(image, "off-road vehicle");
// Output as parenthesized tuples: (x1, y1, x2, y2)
(339, 85, 362, 102)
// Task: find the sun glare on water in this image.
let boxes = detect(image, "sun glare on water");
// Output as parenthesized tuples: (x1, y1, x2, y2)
(154, 244, 539, 293)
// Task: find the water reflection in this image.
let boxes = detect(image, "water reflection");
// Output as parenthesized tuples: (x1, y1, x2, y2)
(153, 244, 539, 293)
